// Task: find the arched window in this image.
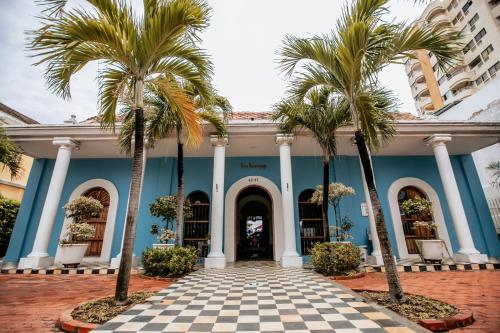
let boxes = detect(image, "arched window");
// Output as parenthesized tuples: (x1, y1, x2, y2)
(184, 191, 210, 257)
(82, 187, 110, 256)
(298, 189, 324, 255)
(397, 186, 437, 254)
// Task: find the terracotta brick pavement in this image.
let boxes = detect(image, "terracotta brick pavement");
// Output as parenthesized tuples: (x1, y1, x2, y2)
(337, 270, 500, 333)
(0, 274, 171, 333)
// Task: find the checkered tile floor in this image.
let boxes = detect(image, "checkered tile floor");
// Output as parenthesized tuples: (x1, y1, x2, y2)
(93, 262, 417, 333)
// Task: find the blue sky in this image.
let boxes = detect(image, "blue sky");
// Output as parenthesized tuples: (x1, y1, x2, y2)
(0, 0, 427, 124)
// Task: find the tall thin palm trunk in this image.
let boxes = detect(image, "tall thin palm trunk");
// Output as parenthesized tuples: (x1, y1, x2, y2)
(175, 125, 184, 247)
(322, 149, 330, 242)
(354, 129, 406, 303)
(115, 80, 145, 303)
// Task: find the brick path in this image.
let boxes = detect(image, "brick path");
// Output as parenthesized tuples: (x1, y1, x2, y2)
(336, 271, 500, 333)
(0, 274, 171, 332)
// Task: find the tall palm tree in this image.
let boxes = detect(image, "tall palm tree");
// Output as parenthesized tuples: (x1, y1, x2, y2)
(0, 128, 22, 179)
(273, 87, 350, 242)
(120, 78, 231, 247)
(278, 0, 462, 303)
(29, 0, 212, 303)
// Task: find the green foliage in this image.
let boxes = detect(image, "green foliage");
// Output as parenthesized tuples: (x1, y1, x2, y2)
(142, 246, 198, 277)
(401, 197, 432, 220)
(310, 242, 361, 276)
(0, 128, 22, 179)
(149, 195, 192, 228)
(0, 195, 20, 246)
(311, 183, 356, 207)
(487, 161, 500, 187)
(337, 216, 354, 242)
(62, 196, 102, 244)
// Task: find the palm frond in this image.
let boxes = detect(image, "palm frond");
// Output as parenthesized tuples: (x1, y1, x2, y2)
(0, 128, 23, 179)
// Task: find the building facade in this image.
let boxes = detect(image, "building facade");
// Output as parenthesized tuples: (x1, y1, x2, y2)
(405, 0, 500, 115)
(2, 113, 500, 269)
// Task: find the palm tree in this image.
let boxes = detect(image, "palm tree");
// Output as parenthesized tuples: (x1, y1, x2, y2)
(487, 161, 500, 188)
(278, 0, 462, 303)
(29, 0, 212, 303)
(273, 87, 350, 242)
(0, 128, 22, 179)
(120, 78, 231, 247)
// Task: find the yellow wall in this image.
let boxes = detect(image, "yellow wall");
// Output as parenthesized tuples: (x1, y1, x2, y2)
(416, 49, 444, 111)
(0, 155, 33, 202)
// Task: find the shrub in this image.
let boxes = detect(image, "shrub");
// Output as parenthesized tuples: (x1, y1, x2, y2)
(61, 196, 102, 244)
(142, 246, 198, 277)
(310, 242, 361, 276)
(0, 195, 20, 255)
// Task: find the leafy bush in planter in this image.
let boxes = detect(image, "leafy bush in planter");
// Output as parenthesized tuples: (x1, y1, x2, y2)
(149, 195, 192, 244)
(61, 196, 102, 244)
(310, 242, 361, 276)
(142, 246, 198, 277)
(0, 195, 20, 256)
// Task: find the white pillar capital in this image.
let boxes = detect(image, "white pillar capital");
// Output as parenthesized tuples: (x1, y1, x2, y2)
(276, 133, 294, 146)
(424, 134, 452, 147)
(53, 137, 79, 150)
(210, 135, 228, 147)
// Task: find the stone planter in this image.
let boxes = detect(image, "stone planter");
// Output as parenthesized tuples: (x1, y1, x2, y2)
(59, 244, 89, 268)
(152, 243, 174, 249)
(417, 239, 444, 262)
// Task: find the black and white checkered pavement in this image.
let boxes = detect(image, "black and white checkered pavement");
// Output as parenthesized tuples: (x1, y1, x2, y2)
(93, 262, 417, 333)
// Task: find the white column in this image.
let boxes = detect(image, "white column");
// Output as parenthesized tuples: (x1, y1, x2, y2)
(205, 135, 228, 269)
(359, 158, 383, 265)
(425, 135, 487, 263)
(276, 134, 303, 267)
(18, 138, 78, 269)
(110, 144, 148, 268)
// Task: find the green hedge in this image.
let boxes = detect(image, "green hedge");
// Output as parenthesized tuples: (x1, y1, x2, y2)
(0, 196, 20, 256)
(142, 246, 198, 277)
(310, 242, 361, 276)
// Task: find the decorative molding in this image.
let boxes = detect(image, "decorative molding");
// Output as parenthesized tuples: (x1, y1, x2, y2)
(387, 177, 453, 260)
(275, 134, 294, 146)
(424, 134, 452, 147)
(54, 178, 119, 264)
(210, 135, 228, 147)
(52, 137, 79, 149)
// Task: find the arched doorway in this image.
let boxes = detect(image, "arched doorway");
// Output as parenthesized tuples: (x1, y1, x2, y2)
(298, 189, 324, 255)
(236, 186, 273, 260)
(82, 187, 110, 257)
(397, 186, 436, 254)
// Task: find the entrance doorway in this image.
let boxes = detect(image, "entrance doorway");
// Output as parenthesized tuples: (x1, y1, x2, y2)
(236, 186, 273, 260)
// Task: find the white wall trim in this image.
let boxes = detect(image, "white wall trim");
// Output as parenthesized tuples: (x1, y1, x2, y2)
(54, 178, 119, 264)
(224, 176, 284, 263)
(388, 177, 453, 259)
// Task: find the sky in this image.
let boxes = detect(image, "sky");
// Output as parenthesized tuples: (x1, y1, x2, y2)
(0, 0, 427, 124)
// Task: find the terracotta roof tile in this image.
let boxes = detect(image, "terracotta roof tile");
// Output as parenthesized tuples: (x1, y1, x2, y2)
(0, 103, 39, 124)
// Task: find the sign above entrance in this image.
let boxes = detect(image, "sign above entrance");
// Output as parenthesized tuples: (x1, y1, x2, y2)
(240, 162, 267, 170)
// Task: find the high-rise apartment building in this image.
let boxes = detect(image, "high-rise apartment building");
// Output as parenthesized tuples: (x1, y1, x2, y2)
(405, 0, 500, 115)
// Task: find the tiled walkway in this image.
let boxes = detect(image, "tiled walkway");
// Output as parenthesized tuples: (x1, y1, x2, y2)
(94, 262, 420, 333)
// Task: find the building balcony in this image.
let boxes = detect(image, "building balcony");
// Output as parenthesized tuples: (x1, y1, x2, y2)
(423, 1, 445, 21)
(447, 70, 474, 90)
(413, 82, 428, 96)
(410, 61, 422, 72)
(452, 85, 475, 101)
(430, 13, 450, 28)
(416, 96, 432, 109)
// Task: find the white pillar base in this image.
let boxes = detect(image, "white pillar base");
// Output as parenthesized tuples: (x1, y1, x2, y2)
(454, 251, 488, 264)
(18, 256, 54, 269)
(204, 254, 226, 269)
(110, 254, 139, 269)
(281, 253, 303, 268)
(367, 254, 384, 266)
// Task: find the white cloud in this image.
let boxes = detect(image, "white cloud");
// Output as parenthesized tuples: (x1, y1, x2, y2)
(0, 0, 426, 124)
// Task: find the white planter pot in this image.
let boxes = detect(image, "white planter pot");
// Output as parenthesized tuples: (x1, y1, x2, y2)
(59, 244, 89, 267)
(152, 243, 175, 249)
(417, 239, 444, 261)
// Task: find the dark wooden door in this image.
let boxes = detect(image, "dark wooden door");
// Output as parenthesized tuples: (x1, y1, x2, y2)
(83, 187, 110, 256)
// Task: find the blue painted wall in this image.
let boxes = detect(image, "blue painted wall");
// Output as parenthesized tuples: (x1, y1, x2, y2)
(5, 153, 499, 264)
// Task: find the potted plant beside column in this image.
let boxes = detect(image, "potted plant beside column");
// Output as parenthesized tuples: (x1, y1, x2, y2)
(59, 196, 102, 267)
(149, 195, 192, 248)
(401, 197, 444, 263)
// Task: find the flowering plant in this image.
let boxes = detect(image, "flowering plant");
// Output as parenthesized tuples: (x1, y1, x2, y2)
(149, 195, 192, 243)
(401, 197, 435, 231)
(60, 196, 101, 245)
(311, 183, 356, 206)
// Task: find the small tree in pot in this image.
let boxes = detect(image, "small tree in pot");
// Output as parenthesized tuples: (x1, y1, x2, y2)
(59, 196, 102, 267)
(149, 195, 192, 248)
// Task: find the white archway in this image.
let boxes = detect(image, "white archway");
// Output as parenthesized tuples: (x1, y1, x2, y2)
(224, 176, 284, 263)
(55, 179, 119, 264)
(388, 177, 453, 259)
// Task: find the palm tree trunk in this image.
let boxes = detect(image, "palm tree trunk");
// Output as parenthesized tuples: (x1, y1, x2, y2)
(322, 151, 330, 242)
(115, 79, 145, 303)
(354, 130, 406, 304)
(175, 126, 184, 247)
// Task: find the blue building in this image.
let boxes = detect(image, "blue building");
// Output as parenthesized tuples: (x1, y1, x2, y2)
(3, 112, 500, 269)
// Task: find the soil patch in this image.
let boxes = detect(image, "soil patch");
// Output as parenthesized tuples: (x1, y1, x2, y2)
(71, 291, 153, 324)
(360, 291, 459, 322)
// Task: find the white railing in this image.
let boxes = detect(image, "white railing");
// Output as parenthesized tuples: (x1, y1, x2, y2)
(487, 198, 500, 237)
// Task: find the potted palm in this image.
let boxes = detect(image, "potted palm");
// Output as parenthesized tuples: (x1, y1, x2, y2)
(149, 195, 192, 248)
(401, 197, 443, 262)
(59, 196, 102, 267)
